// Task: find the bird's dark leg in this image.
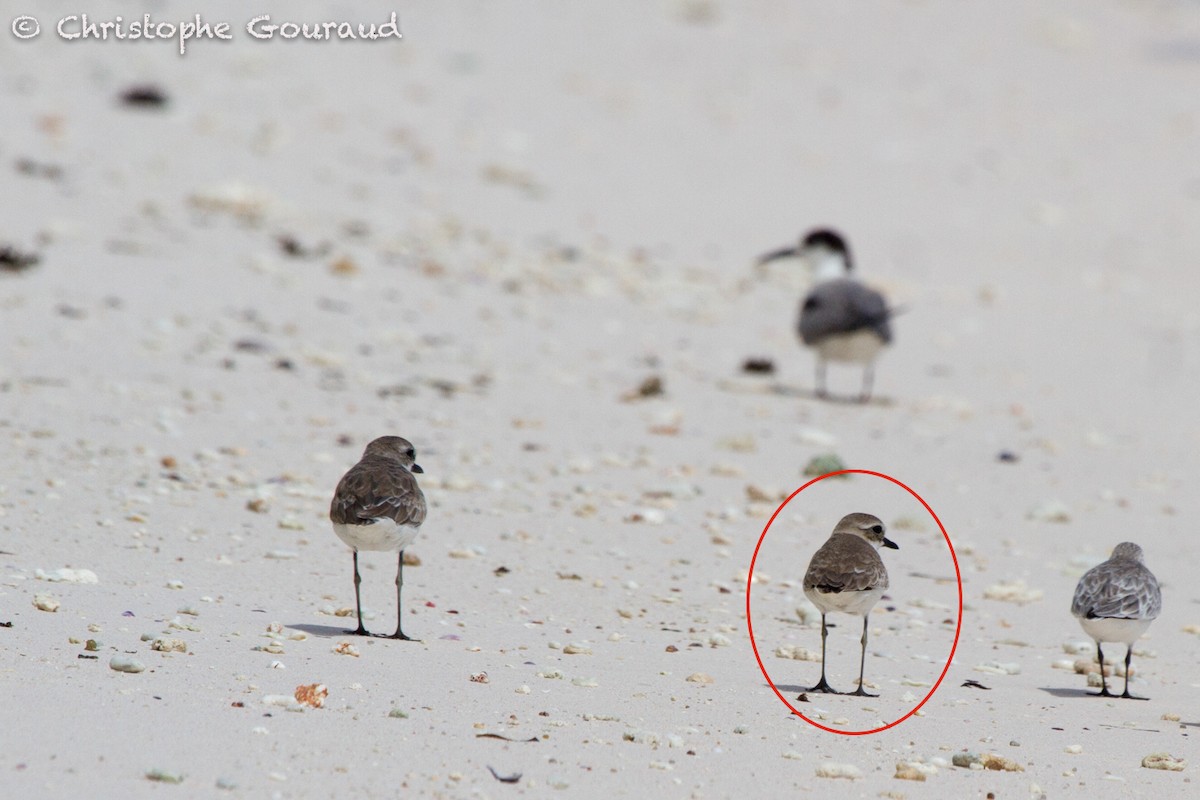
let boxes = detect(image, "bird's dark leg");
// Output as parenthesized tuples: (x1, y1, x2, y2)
(1089, 641, 1114, 697)
(848, 615, 878, 697)
(347, 551, 370, 636)
(859, 364, 875, 403)
(815, 360, 829, 399)
(808, 613, 839, 693)
(381, 549, 415, 641)
(1120, 644, 1147, 700)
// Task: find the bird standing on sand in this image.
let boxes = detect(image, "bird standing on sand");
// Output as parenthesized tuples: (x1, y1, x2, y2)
(330, 436, 427, 640)
(803, 513, 899, 696)
(1070, 542, 1161, 699)
(757, 229, 895, 402)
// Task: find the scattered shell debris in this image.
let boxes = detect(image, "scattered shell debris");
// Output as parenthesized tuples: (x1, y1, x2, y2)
(109, 655, 146, 674)
(1142, 753, 1186, 771)
(974, 661, 1020, 675)
(951, 753, 1023, 772)
(1027, 501, 1071, 523)
(32, 594, 60, 612)
(333, 641, 360, 657)
(263, 694, 305, 712)
(35, 568, 99, 584)
(775, 645, 820, 661)
(983, 580, 1043, 605)
(815, 763, 862, 779)
(294, 683, 328, 708)
(685, 673, 714, 684)
(894, 762, 937, 781)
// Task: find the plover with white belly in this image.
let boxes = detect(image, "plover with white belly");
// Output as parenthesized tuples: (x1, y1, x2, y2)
(802, 513, 899, 696)
(1070, 542, 1161, 699)
(330, 436, 427, 640)
(757, 229, 895, 402)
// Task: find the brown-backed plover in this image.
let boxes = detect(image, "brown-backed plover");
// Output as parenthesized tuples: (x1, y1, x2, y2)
(330, 436, 427, 640)
(803, 513, 898, 696)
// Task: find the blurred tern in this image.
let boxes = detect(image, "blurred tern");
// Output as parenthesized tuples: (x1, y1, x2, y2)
(757, 229, 896, 402)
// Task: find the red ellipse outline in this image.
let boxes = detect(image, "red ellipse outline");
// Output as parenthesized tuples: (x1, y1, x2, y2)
(745, 469, 963, 735)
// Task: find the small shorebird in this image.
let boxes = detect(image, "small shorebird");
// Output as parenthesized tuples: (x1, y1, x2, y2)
(330, 436, 427, 640)
(1070, 542, 1161, 699)
(757, 229, 895, 402)
(803, 513, 898, 696)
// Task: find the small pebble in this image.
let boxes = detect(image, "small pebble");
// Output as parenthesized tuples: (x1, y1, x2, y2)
(109, 655, 146, 673)
(145, 768, 184, 784)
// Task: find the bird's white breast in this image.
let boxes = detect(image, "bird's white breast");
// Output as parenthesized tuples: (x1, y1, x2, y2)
(805, 585, 885, 617)
(1076, 615, 1153, 646)
(332, 520, 420, 552)
(813, 329, 887, 364)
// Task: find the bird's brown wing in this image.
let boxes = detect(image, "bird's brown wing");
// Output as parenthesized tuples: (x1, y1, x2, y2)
(803, 535, 888, 593)
(330, 456, 427, 528)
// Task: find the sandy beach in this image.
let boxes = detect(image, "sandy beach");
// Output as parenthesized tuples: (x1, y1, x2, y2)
(3, 1, 1199, 797)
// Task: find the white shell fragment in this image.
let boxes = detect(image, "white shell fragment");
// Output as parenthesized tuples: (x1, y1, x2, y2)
(974, 661, 1021, 675)
(110, 655, 146, 673)
(35, 568, 99, 584)
(1142, 753, 1186, 771)
(32, 593, 60, 612)
(775, 644, 820, 661)
(332, 642, 360, 657)
(263, 694, 305, 712)
(1027, 501, 1071, 523)
(815, 763, 862, 779)
(983, 580, 1043, 605)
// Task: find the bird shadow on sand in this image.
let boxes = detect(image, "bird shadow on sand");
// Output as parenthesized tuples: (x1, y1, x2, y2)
(1038, 686, 1107, 699)
(766, 383, 896, 407)
(287, 623, 358, 638)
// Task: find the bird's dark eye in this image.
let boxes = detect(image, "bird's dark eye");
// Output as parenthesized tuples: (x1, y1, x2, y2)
(871, 525, 883, 534)
(406, 449, 415, 458)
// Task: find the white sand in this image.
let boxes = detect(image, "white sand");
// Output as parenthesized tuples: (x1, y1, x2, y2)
(2, 0, 1198, 796)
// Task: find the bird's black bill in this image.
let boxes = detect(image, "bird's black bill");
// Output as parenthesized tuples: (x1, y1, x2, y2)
(756, 246, 798, 266)
(883, 537, 899, 549)
(411, 463, 424, 473)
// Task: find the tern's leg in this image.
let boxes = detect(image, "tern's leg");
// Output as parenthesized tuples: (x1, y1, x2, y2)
(848, 615, 878, 697)
(348, 551, 370, 636)
(382, 549, 415, 641)
(815, 360, 828, 399)
(1089, 641, 1114, 697)
(1120, 644, 1147, 700)
(858, 364, 875, 403)
(808, 613, 838, 694)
